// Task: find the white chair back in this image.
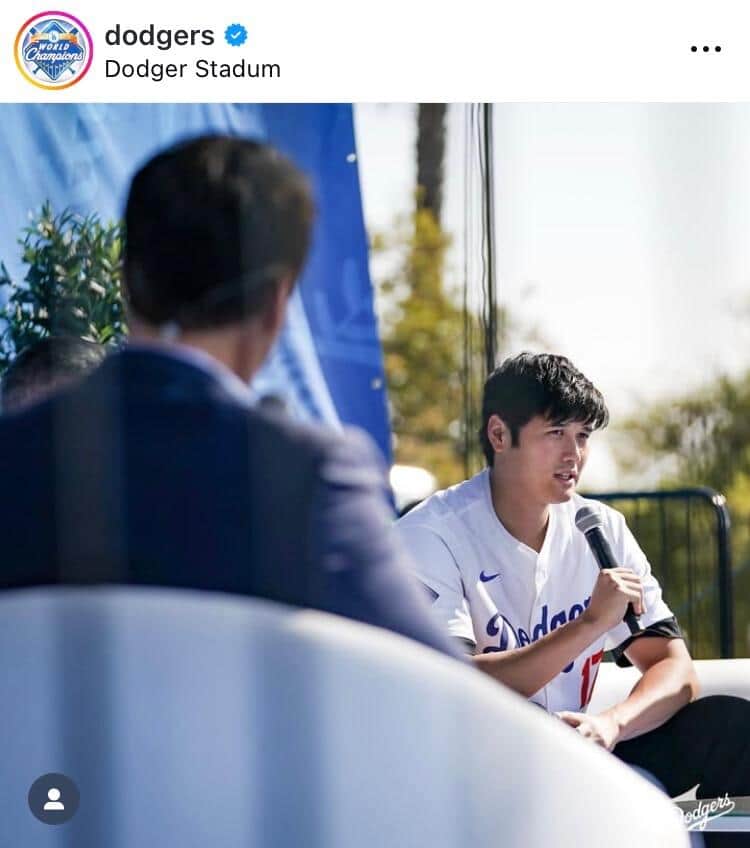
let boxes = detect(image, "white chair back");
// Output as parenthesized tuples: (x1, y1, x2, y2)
(0, 588, 688, 847)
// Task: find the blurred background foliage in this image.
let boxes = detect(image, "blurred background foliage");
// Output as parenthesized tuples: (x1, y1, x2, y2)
(372, 105, 544, 486)
(0, 202, 127, 371)
(375, 207, 491, 484)
(613, 376, 750, 657)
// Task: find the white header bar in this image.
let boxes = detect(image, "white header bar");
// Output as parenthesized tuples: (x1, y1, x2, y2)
(1, 0, 747, 102)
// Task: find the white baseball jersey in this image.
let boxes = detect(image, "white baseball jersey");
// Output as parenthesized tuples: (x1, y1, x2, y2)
(395, 469, 674, 714)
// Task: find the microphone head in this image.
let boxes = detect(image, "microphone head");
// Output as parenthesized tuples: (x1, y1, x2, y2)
(575, 505, 603, 535)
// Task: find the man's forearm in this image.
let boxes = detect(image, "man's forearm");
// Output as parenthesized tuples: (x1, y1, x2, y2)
(472, 615, 605, 698)
(600, 657, 699, 743)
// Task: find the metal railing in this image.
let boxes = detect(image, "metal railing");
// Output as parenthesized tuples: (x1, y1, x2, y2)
(584, 488, 734, 659)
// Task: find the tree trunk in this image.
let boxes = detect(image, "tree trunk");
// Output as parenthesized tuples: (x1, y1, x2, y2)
(416, 104, 447, 224)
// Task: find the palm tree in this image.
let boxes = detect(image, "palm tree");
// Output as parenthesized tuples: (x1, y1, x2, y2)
(416, 104, 447, 223)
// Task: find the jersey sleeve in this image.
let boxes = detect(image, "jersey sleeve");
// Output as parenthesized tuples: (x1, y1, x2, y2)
(609, 615, 684, 667)
(394, 520, 476, 648)
(601, 509, 677, 654)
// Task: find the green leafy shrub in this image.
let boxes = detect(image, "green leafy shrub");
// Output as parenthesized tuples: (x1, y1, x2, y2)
(0, 202, 127, 372)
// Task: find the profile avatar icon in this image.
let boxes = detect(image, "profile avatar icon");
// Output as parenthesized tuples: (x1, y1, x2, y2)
(28, 773, 79, 823)
(43, 787, 65, 811)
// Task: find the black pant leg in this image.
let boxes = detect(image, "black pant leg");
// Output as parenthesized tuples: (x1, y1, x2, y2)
(614, 695, 750, 797)
(613, 696, 750, 848)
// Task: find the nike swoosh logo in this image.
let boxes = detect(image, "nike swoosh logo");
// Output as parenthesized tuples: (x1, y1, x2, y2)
(479, 570, 500, 582)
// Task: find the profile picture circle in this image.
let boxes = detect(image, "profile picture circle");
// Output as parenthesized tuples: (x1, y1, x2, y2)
(14, 11, 93, 90)
(27, 772, 80, 824)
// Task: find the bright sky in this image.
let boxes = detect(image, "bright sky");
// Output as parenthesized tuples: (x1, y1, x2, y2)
(355, 103, 750, 488)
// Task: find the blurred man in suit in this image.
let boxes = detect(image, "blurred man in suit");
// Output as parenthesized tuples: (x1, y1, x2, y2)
(0, 135, 457, 657)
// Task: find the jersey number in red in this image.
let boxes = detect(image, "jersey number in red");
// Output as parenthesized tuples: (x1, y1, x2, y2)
(579, 649, 604, 709)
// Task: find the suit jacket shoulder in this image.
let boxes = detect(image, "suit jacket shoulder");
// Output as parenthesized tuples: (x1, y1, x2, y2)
(0, 349, 458, 659)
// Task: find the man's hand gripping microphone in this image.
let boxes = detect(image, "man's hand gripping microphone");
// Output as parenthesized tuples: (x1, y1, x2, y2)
(575, 506, 640, 635)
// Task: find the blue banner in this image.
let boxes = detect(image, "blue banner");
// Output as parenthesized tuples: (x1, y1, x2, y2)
(0, 103, 391, 462)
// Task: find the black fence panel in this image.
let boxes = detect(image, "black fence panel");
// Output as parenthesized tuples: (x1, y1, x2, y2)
(584, 489, 734, 659)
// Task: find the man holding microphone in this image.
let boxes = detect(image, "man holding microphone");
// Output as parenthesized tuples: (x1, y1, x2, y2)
(397, 353, 750, 842)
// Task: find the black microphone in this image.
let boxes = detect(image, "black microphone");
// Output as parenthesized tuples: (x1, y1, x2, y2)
(575, 506, 640, 635)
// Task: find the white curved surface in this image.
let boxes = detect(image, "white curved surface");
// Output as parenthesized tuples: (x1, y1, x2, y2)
(589, 658, 750, 715)
(0, 588, 688, 847)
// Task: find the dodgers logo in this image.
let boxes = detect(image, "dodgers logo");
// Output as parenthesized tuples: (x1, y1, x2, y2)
(482, 598, 592, 673)
(15, 12, 93, 90)
(484, 613, 518, 652)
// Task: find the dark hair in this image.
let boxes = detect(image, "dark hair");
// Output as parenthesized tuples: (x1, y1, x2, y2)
(1, 336, 107, 412)
(479, 352, 609, 465)
(124, 134, 315, 330)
